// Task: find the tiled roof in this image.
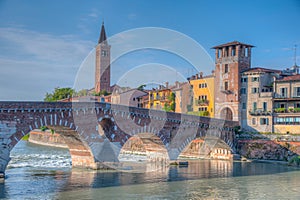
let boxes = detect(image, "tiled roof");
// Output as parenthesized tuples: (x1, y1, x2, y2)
(212, 41, 255, 49)
(276, 74, 300, 82)
(241, 67, 281, 74)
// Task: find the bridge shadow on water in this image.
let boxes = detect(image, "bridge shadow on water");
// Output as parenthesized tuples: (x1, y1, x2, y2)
(60, 159, 299, 191)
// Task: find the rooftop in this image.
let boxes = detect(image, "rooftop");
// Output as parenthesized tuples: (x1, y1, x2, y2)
(276, 74, 300, 82)
(241, 67, 281, 74)
(212, 41, 255, 49)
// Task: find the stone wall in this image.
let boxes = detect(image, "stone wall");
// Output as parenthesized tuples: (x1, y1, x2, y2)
(237, 140, 297, 161)
(28, 130, 67, 148)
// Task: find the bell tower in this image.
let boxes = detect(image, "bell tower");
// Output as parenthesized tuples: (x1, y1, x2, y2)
(212, 41, 254, 121)
(95, 22, 111, 93)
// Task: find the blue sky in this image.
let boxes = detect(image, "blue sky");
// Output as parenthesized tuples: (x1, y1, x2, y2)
(0, 0, 299, 100)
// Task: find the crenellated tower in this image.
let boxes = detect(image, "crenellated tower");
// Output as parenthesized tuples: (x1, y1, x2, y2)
(212, 41, 254, 122)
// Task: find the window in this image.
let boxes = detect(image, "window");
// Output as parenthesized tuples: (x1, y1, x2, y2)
(241, 88, 246, 94)
(280, 87, 287, 97)
(199, 84, 202, 88)
(252, 118, 256, 125)
(133, 98, 135, 101)
(224, 64, 229, 73)
(231, 48, 236, 56)
(242, 103, 246, 109)
(280, 103, 286, 108)
(252, 88, 259, 93)
(294, 87, 300, 97)
(224, 81, 229, 91)
(253, 102, 257, 111)
(198, 107, 208, 111)
(295, 103, 300, 108)
(241, 77, 248, 83)
(263, 102, 267, 111)
(101, 50, 107, 57)
(260, 118, 269, 125)
(251, 77, 260, 82)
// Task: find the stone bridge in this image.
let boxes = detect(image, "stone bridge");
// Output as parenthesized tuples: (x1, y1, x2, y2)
(0, 101, 239, 177)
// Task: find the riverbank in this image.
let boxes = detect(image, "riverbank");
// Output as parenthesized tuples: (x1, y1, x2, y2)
(28, 130, 68, 149)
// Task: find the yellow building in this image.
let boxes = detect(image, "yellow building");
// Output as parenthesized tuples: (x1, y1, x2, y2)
(148, 86, 175, 111)
(189, 73, 215, 117)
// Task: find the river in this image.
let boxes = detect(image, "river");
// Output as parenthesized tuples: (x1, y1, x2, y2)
(0, 140, 300, 199)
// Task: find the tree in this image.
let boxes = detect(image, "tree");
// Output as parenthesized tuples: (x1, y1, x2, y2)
(92, 90, 111, 96)
(137, 84, 146, 91)
(44, 87, 75, 102)
(76, 89, 88, 97)
(163, 93, 176, 112)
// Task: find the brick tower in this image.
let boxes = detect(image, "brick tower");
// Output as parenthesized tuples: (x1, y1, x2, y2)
(212, 41, 254, 122)
(95, 22, 111, 93)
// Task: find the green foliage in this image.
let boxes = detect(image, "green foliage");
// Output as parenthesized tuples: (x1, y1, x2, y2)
(163, 93, 175, 112)
(50, 129, 55, 134)
(75, 89, 88, 97)
(187, 111, 209, 117)
(40, 126, 48, 131)
(295, 108, 300, 112)
(137, 84, 146, 91)
(21, 134, 30, 141)
(44, 87, 75, 102)
(288, 156, 300, 166)
(274, 108, 286, 113)
(92, 90, 111, 96)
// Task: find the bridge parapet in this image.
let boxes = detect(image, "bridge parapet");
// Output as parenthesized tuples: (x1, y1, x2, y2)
(0, 101, 239, 177)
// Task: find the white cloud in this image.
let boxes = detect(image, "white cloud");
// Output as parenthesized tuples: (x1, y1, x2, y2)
(0, 27, 94, 100)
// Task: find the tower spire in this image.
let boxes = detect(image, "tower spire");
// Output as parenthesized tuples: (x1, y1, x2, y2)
(98, 22, 107, 44)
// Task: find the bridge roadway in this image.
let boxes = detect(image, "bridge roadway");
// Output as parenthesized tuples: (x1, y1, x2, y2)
(0, 101, 238, 177)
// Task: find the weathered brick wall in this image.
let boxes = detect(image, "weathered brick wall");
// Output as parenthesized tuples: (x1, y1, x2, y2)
(0, 101, 238, 176)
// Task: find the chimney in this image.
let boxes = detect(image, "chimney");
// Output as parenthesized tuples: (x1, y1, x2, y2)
(200, 72, 203, 78)
(212, 70, 215, 76)
(165, 82, 169, 89)
(196, 74, 199, 79)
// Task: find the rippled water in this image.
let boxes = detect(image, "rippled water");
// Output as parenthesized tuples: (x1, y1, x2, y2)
(1, 141, 300, 199)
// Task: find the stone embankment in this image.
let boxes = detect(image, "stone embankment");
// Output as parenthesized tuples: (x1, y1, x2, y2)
(28, 130, 67, 148)
(236, 133, 300, 162)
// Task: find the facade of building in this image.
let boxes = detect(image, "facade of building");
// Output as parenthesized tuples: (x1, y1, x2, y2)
(273, 74, 300, 134)
(173, 82, 193, 114)
(212, 41, 254, 121)
(240, 67, 280, 132)
(189, 73, 215, 117)
(95, 23, 111, 93)
(111, 89, 148, 107)
(148, 85, 175, 111)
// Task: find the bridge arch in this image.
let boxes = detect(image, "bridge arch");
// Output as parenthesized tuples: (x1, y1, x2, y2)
(120, 133, 169, 162)
(0, 102, 239, 177)
(0, 109, 103, 177)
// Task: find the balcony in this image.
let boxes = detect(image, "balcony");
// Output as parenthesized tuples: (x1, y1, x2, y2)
(195, 99, 209, 106)
(221, 90, 233, 94)
(249, 109, 272, 116)
(274, 94, 288, 99)
(274, 107, 300, 113)
(260, 91, 273, 97)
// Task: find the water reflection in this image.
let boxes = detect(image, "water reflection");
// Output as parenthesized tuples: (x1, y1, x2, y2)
(2, 140, 300, 199)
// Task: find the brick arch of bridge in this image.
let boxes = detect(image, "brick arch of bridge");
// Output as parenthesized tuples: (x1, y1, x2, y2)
(0, 109, 100, 176)
(96, 111, 237, 161)
(120, 133, 169, 162)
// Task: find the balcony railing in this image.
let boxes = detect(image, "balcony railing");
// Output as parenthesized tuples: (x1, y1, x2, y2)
(274, 94, 288, 99)
(249, 110, 272, 116)
(195, 99, 209, 106)
(274, 107, 300, 113)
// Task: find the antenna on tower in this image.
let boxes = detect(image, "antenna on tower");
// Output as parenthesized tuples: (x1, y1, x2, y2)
(294, 44, 297, 66)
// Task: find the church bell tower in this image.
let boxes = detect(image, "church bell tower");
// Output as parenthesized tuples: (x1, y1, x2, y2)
(95, 22, 111, 93)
